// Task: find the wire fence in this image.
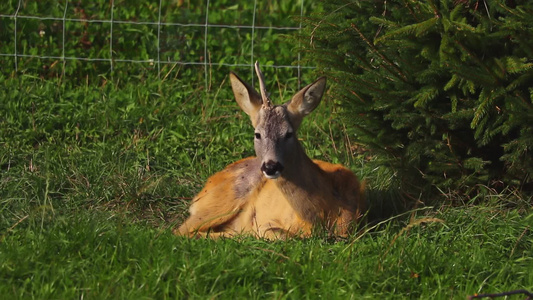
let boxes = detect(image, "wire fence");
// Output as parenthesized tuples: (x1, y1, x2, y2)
(0, 0, 314, 87)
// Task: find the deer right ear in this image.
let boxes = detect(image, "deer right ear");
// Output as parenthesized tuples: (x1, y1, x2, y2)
(230, 72, 262, 127)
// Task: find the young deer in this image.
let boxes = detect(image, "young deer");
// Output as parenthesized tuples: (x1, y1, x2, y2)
(175, 63, 365, 239)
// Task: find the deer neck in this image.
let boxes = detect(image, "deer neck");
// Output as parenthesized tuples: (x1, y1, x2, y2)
(274, 142, 332, 223)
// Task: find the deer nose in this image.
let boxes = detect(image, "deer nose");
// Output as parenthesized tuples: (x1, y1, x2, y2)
(261, 160, 284, 179)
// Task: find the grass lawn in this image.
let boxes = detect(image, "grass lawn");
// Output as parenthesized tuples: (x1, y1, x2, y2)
(1, 74, 532, 299)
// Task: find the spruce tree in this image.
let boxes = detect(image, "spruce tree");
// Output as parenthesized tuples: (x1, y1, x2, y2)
(299, 0, 533, 201)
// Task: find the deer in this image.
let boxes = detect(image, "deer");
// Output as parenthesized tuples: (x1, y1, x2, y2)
(175, 62, 366, 239)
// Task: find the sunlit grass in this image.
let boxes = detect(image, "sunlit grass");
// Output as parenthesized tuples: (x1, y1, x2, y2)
(1, 74, 532, 299)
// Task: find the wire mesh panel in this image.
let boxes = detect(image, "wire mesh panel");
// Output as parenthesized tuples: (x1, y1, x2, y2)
(0, 0, 315, 86)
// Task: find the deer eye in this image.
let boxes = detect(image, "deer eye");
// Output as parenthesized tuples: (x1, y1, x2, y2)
(285, 132, 293, 139)
(255, 133, 261, 140)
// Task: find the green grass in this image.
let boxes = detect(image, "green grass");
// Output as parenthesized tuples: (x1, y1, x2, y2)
(2, 205, 532, 298)
(1, 74, 532, 299)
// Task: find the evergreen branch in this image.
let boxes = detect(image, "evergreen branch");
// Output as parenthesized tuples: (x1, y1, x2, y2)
(334, 72, 395, 103)
(450, 94, 458, 113)
(505, 73, 533, 109)
(497, 2, 526, 18)
(328, 75, 367, 103)
(508, 30, 533, 60)
(514, 90, 533, 110)
(471, 87, 505, 129)
(426, 0, 441, 19)
(341, 47, 413, 93)
(443, 74, 459, 91)
(445, 63, 492, 89)
(369, 17, 399, 30)
(412, 86, 439, 108)
(453, 39, 501, 86)
(350, 23, 409, 83)
(504, 56, 533, 74)
(374, 17, 438, 44)
(344, 49, 381, 74)
(448, 19, 478, 33)
(309, 0, 358, 48)
(400, 0, 422, 22)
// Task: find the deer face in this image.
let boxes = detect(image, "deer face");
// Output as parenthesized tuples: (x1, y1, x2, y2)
(230, 62, 326, 179)
(252, 105, 296, 179)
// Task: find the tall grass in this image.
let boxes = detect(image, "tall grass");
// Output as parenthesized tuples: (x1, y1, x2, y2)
(1, 69, 532, 299)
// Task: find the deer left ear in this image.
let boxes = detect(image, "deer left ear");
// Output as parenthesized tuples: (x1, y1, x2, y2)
(287, 77, 327, 128)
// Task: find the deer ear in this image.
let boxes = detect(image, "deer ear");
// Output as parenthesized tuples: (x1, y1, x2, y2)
(230, 72, 262, 127)
(287, 77, 326, 129)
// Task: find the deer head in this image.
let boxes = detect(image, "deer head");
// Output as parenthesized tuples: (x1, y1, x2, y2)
(230, 62, 327, 179)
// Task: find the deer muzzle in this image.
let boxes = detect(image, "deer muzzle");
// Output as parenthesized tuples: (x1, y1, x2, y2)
(261, 160, 284, 179)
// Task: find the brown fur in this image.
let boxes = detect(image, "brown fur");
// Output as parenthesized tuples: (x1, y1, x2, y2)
(176, 157, 365, 239)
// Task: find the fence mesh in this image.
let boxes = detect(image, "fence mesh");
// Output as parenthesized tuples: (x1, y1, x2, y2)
(0, 0, 314, 86)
